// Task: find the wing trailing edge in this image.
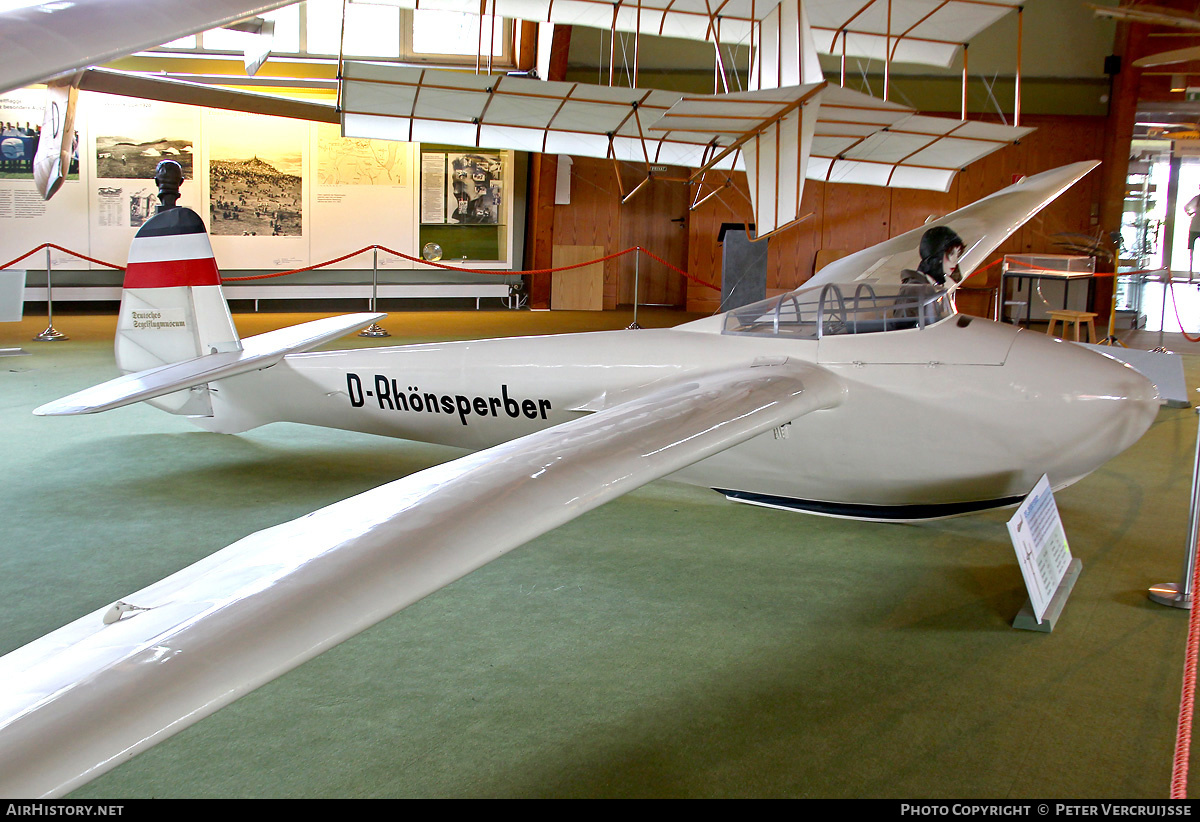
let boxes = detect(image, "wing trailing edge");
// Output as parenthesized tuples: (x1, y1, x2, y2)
(0, 360, 843, 797)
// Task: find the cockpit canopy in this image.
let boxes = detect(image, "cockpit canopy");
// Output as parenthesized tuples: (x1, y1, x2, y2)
(722, 282, 955, 340)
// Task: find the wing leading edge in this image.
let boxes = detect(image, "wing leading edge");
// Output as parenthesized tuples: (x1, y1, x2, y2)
(0, 360, 844, 798)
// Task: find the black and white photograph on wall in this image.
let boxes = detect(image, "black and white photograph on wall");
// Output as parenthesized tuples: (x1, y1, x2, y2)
(96, 136, 193, 180)
(129, 187, 156, 227)
(0, 90, 76, 182)
(447, 152, 502, 225)
(209, 119, 303, 237)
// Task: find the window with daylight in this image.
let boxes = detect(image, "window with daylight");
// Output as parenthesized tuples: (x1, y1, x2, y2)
(149, 0, 513, 67)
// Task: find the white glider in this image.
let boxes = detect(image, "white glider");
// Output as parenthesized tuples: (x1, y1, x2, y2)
(0, 160, 1160, 797)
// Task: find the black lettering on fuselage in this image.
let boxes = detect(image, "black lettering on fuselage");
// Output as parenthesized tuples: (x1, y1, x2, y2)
(349, 376, 553, 427)
(347, 373, 364, 408)
(375, 375, 393, 410)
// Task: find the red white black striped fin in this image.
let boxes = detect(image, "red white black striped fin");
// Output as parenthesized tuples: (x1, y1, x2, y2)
(117, 207, 239, 415)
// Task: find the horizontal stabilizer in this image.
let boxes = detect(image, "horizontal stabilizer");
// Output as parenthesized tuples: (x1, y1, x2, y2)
(34, 313, 384, 416)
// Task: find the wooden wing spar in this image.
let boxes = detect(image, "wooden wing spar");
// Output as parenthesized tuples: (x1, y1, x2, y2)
(342, 64, 1031, 236)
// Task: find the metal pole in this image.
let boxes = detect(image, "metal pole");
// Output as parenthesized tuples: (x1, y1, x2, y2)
(961, 43, 968, 120)
(1155, 270, 1170, 352)
(1150, 406, 1200, 609)
(627, 247, 641, 329)
(33, 246, 67, 341)
(359, 246, 389, 338)
(1014, 5, 1023, 128)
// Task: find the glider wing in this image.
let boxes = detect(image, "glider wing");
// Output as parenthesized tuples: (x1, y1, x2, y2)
(0, 360, 844, 798)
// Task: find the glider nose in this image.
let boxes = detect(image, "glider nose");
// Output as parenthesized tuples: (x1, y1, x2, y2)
(1005, 330, 1159, 483)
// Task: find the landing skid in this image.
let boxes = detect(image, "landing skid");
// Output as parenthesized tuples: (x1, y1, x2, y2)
(717, 488, 1023, 522)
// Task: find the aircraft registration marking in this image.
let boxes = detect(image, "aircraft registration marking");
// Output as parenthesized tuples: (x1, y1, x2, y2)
(346, 372, 552, 426)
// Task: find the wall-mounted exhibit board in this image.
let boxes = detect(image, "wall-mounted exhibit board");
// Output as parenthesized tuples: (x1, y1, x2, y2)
(0, 89, 90, 271)
(0, 87, 515, 275)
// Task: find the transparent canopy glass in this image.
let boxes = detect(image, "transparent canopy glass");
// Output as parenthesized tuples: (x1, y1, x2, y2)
(722, 282, 955, 339)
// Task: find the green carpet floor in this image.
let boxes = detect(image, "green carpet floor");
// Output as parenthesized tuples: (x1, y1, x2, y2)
(0, 307, 1197, 798)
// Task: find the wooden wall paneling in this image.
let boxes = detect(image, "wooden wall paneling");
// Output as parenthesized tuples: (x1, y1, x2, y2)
(820, 182, 891, 256)
(1094, 20, 1147, 327)
(888, 184, 960, 240)
(553, 157, 621, 308)
(521, 24, 573, 310)
(534, 115, 1112, 314)
(1008, 116, 1107, 254)
(765, 178, 825, 293)
(526, 153, 558, 309)
(617, 171, 690, 307)
(686, 173, 753, 314)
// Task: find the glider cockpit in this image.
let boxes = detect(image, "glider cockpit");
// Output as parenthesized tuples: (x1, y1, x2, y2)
(722, 282, 955, 340)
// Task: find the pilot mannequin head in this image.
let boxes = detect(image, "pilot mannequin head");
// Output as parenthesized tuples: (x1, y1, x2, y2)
(917, 226, 965, 285)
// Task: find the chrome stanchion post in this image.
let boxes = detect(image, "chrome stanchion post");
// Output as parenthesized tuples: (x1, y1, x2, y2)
(627, 247, 642, 330)
(1153, 269, 1171, 353)
(359, 245, 389, 338)
(33, 246, 67, 341)
(1150, 406, 1200, 609)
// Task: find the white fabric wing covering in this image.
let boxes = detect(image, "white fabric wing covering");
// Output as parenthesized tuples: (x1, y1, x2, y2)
(372, 0, 1020, 66)
(811, 86, 1033, 190)
(794, 0, 1023, 67)
(370, 0, 777, 44)
(342, 63, 1030, 233)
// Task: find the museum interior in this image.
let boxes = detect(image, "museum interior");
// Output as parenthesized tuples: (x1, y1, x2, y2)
(5, 0, 1200, 801)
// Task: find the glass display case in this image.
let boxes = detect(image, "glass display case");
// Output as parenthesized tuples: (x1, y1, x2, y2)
(1001, 253, 1095, 324)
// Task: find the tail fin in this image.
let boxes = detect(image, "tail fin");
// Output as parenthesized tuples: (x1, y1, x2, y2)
(117, 206, 240, 415)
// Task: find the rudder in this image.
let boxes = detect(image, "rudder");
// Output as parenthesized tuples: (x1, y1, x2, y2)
(117, 207, 240, 416)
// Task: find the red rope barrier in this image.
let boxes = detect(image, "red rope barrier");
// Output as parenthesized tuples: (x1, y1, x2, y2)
(1171, 522, 1200, 798)
(221, 243, 723, 291)
(219, 246, 385, 281)
(0, 242, 125, 272)
(1166, 279, 1200, 344)
(1, 240, 721, 291)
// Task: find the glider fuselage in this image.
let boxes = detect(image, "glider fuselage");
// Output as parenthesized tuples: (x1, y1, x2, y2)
(201, 312, 1159, 520)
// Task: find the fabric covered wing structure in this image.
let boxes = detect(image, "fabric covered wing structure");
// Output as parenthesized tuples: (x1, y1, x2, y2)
(369, 0, 1023, 68)
(805, 0, 1025, 68)
(341, 64, 1031, 234)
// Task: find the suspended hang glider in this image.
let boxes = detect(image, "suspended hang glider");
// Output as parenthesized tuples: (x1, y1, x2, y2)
(0, 160, 1162, 797)
(341, 62, 1029, 235)
(334, 0, 1033, 235)
(0, 0, 1033, 235)
(0, 0, 1029, 97)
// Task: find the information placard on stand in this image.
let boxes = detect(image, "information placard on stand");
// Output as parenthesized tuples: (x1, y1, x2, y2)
(1008, 474, 1080, 632)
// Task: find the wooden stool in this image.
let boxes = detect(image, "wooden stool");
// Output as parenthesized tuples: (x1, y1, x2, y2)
(1046, 309, 1098, 342)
